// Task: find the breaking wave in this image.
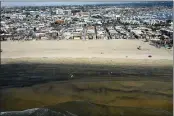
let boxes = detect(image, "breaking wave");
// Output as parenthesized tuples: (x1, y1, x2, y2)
(0, 108, 78, 116)
(0, 101, 172, 116)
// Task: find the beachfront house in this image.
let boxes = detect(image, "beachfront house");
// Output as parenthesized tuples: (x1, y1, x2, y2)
(86, 26, 96, 40)
(109, 29, 117, 39)
(96, 26, 106, 39)
(71, 27, 83, 40)
(131, 29, 143, 39)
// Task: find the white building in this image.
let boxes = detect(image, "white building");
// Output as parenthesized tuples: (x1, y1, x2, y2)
(56, 9, 64, 15)
(63, 10, 71, 16)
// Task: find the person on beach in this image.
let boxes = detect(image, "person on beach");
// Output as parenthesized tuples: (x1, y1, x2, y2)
(137, 46, 141, 50)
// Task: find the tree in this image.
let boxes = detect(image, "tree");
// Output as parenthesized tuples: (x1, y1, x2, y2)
(35, 15, 39, 19)
(34, 27, 37, 32)
(134, 35, 138, 39)
(166, 19, 172, 24)
(25, 12, 31, 17)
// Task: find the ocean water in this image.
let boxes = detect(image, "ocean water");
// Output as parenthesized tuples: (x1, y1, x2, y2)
(0, 108, 77, 116)
(95, 1, 173, 7)
(0, 101, 172, 116)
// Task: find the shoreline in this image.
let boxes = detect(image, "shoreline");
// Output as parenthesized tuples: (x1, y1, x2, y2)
(1, 57, 173, 66)
(1, 57, 172, 89)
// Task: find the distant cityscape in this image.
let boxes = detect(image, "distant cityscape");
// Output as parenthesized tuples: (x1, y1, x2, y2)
(1, 1, 173, 48)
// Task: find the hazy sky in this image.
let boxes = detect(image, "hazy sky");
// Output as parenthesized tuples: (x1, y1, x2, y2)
(1, 1, 172, 7)
(1, 2, 127, 7)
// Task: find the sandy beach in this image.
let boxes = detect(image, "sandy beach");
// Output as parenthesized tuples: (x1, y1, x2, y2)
(1, 39, 173, 60)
